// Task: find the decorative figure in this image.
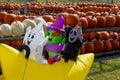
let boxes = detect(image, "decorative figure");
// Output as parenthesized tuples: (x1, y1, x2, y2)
(62, 23, 83, 62)
(23, 19, 48, 64)
(43, 15, 65, 64)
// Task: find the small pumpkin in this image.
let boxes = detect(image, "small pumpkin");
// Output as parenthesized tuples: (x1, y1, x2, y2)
(0, 24, 12, 37)
(11, 21, 24, 36)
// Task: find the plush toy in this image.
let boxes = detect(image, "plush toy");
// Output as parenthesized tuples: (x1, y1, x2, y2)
(43, 15, 65, 65)
(23, 18, 48, 64)
(62, 23, 83, 62)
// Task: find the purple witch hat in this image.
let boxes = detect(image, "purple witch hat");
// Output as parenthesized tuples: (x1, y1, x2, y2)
(46, 15, 65, 34)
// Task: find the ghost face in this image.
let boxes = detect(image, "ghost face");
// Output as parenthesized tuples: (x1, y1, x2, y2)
(46, 30, 63, 44)
(27, 32, 36, 45)
(68, 28, 78, 43)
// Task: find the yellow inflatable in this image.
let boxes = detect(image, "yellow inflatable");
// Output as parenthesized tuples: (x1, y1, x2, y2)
(0, 43, 94, 80)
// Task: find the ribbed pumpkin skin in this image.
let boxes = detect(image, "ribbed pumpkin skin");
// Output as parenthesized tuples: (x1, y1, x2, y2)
(42, 15, 55, 22)
(66, 14, 79, 27)
(110, 39, 119, 50)
(4, 14, 16, 24)
(0, 11, 7, 21)
(0, 24, 12, 37)
(11, 21, 24, 36)
(92, 39, 104, 53)
(105, 15, 116, 27)
(79, 17, 88, 29)
(86, 16, 97, 28)
(96, 16, 106, 28)
(84, 42, 94, 53)
(103, 39, 112, 52)
(115, 15, 120, 26)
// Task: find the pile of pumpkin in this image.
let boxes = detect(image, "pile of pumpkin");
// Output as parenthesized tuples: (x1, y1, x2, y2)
(80, 31, 120, 54)
(0, 17, 48, 47)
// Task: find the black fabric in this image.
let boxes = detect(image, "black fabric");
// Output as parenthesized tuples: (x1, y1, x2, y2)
(63, 26, 83, 62)
(43, 49, 49, 60)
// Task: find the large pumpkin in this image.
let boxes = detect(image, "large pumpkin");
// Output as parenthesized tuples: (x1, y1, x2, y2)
(66, 14, 79, 27)
(115, 14, 120, 26)
(0, 11, 7, 21)
(4, 14, 16, 24)
(103, 39, 112, 52)
(79, 17, 88, 29)
(11, 21, 24, 36)
(110, 39, 119, 50)
(42, 15, 55, 22)
(84, 41, 94, 53)
(96, 16, 106, 28)
(86, 16, 97, 28)
(0, 24, 12, 37)
(97, 31, 110, 40)
(22, 19, 36, 32)
(105, 15, 116, 27)
(92, 37, 104, 53)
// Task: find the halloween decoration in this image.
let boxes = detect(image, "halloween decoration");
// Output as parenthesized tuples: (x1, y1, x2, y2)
(23, 20, 48, 64)
(62, 23, 83, 62)
(43, 15, 65, 64)
(0, 43, 94, 80)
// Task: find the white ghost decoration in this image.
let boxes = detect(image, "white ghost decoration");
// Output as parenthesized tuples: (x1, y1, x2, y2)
(23, 21, 48, 64)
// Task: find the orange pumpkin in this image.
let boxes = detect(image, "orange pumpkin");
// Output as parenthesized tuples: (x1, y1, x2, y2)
(0, 11, 7, 21)
(105, 15, 116, 27)
(17, 40, 23, 47)
(92, 36, 104, 53)
(111, 6, 119, 14)
(86, 16, 97, 28)
(96, 16, 106, 28)
(42, 15, 55, 22)
(103, 39, 112, 52)
(109, 32, 118, 39)
(110, 39, 119, 50)
(84, 41, 94, 53)
(4, 14, 16, 24)
(65, 7, 75, 14)
(66, 14, 79, 27)
(80, 43, 85, 54)
(97, 31, 110, 40)
(4, 40, 12, 46)
(115, 14, 120, 26)
(11, 40, 18, 47)
(79, 17, 88, 29)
